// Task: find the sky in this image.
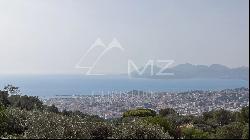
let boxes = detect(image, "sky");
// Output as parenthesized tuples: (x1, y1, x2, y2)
(0, 0, 249, 75)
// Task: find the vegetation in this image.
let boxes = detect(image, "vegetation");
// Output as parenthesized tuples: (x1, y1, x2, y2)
(0, 85, 249, 139)
(215, 122, 245, 139)
(159, 108, 178, 116)
(181, 127, 209, 139)
(122, 108, 156, 117)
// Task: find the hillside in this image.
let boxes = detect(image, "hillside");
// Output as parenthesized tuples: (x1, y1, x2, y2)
(131, 63, 249, 80)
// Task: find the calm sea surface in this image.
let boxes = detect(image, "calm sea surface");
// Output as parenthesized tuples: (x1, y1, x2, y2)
(0, 75, 248, 98)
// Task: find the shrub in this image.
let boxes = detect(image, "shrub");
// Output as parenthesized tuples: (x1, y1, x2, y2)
(8, 95, 44, 111)
(181, 127, 209, 139)
(159, 108, 177, 116)
(215, 122, 245, 139)
(0, 91, 10, 107)
(143, 116, 176, 137)
(112, 121, 172, 139)
(123, 108, 156, 118)
(242, 123, 249, 139)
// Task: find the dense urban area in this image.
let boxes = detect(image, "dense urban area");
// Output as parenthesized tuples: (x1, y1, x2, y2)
(45, 87, 249, 119)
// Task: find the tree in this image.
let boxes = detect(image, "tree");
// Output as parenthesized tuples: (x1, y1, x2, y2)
(46, 104, 59, 113)
(143, 116, 177, 138)
(4, 85, 21, 95)
(215, 122, 245, 139)
(62, 109, 72, 116)
(123, 108, 156, 118)
(0, 106, 25, 137)
(89, 123, 113, 139)
(213, 109, 235, 126)
(239, 106, 249, 124)
(0, 105, 7, 136)
(202, 111, 214, 121)
(0, 91, 10, 107)
(181, 127, 210, 139)
(8, 95, 44, 110)
(203, 109, 235, 127)
(112, 121, 171, 139)
(5, 108, 90, 139)
(242, 123, 249, 139)
(159, 108, 177, 116)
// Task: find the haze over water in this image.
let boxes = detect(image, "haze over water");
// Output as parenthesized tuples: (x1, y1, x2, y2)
(0, 0, 248, 98)
(0, 75, 248, 98)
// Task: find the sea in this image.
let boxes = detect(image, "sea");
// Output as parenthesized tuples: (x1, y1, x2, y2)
(0, 75, 248, 98)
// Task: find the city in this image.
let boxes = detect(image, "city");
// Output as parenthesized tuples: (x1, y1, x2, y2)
(45, 87, 249, 119)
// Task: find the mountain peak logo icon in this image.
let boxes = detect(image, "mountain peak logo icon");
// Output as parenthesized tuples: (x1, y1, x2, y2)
(75, 38, 125, 75)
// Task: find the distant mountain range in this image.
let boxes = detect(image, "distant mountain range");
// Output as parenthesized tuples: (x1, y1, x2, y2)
(130, 63, 249, 80)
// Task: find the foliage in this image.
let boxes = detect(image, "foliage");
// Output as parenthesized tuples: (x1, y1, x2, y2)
(112, 121, 172, 139)
(1, 105, 249, 139)
(202, 109, 235, 127)
(143, 116, 176, 137)
(45, 104, 59, 113)
(215, 122, 245, 139)
(181, 127, 210, 139)
(8, 95, 44, 110)
(4, 85, 20, 95)
(0, 106, 25, 137)
(4, 108, 95, 139)
(61, 109, 104, 122)
(159, 108, 177, 116)
(0, 105, 7, 136)
(213, 109, 235, 126)
(238, 106, 249, 124)
(2, 108, 171, 139)
(123, 108, 156, 118)
(89, 122, 113, 139)
(242, 123, 249, 139)
(0, 91, 10, 107)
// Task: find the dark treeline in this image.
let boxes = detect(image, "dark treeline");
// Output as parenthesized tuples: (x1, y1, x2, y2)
(0, 85, 249, 139)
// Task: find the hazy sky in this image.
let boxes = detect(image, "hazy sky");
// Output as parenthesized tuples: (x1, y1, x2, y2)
(0, 0, 249, 74)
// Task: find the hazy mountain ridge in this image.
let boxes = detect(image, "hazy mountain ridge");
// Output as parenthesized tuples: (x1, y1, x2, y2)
(131, 63, 249, 80)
